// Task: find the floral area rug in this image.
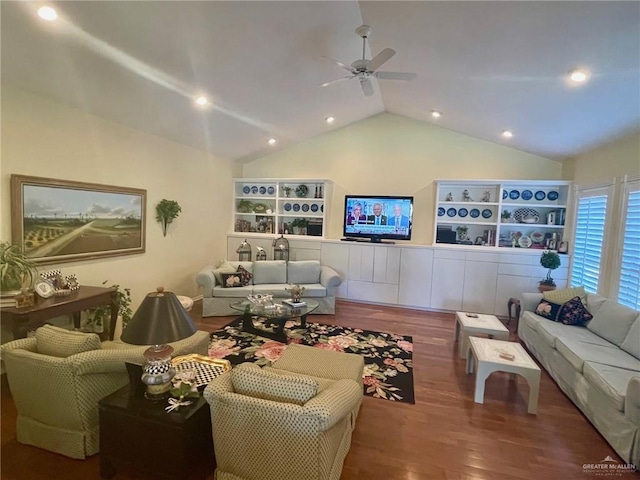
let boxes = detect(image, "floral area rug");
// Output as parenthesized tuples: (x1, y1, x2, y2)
(208, 317, 415, 403)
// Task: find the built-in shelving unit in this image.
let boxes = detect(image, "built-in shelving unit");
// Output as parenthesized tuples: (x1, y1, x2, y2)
(232, 178, 332, 237)
(434, 180, 572, 250)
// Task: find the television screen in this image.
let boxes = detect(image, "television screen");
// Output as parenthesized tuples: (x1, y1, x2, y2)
(343, 195, 413, 242)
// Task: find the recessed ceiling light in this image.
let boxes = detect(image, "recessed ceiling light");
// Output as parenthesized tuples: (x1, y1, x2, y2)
(37, 6, 58, 21)
(569, 69, 589, 83)
(268, 138, 277, 146)
(431, 110, 442, 118)
(325, 116, 335, 124)
(194, 96, 209, 107)
(502, 130, 513, 139)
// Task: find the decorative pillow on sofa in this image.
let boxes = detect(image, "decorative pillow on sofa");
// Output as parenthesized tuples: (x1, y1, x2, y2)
(543, 286, 587, 305)
(221, 273, 243, 288)
(35, 324, 101, 358)
(232, 363, 318, 406)
(556, 296, 593, 326)
(236, 265, 253, 286)
(535, 299, 562, 321)
(213, 262, 237, 285)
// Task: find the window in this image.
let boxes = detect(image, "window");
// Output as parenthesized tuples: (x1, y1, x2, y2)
(617, 181, 640, 309)
(571, 187, 610, 293)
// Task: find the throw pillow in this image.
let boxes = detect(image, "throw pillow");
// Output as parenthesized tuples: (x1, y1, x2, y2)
(543, 286, 587, 305)
(232, 363, 318, 406)
(535, 299, 562, 321)
(213, 261, 236, 286)
(587, 300, 640, 346)
(236, 265, 253, 286)
(556, 296, 593, 326)
(36, 324, 102, 358)
(221, 273, 243, 288)
(620, 316, 640, 359)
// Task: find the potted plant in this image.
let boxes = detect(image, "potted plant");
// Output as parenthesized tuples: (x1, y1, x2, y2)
(0, 242, 37, 293)
(290, 218, 309, 235)
(156, 199, 182, 237)
(455, 226, 468, 241)
(85, 282, 133, 333)
(538, 250, 561, 292)
(236, 199, 254, 213)
(501, 210, 512, 223)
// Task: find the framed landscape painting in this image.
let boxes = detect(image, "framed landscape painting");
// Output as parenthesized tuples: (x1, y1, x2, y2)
(11, 175, 146, 264)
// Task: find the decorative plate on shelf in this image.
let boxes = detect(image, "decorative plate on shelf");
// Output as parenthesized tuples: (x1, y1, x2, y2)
(518, 235, 532, 248)
(438, 207, 446, 217)
(458, 208, 468, 218)
(502, 190, 508, 200)
(513, 207, 540, 223)
(259, 186, 267, 195)
(251, 186, 259, 194)
(295, 185, 309, 197)
(470, 208, 480, 218)
(530, 231, 545, 244)
(292, 204, 301, 212)
(301, 204, 310, 212)
(447, 208, 457, 217)
(521, 190, 533, 201)
(534, 190, 546, 201)
(311, 204, 319, 213)
(283, 203, 292, 212)
(547, 190, 559, 201)
(509, 190, 520, 200)
(267, 186, 275, 195)
(482, 209, 493, 219)
(242, 186, 251, 194)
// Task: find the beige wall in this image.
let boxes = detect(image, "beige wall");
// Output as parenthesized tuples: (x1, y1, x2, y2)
(243, 113, 563, 244)
(563, 130, 640, 184)
(1, 86, 238, 314)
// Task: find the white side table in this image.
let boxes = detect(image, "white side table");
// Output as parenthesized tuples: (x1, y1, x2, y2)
(177, 295, 194, 312)
(466, 337, 541, 414)
(454, 312, 509, 359)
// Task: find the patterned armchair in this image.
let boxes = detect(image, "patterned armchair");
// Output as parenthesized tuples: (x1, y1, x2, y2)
(204, 344, 364, 480)
(1, 325, 209, 459)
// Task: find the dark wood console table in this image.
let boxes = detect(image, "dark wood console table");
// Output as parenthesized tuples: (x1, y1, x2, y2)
(0, 286, 118, 340)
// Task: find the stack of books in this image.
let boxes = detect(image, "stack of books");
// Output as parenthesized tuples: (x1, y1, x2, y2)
(1, 291, 19, 309)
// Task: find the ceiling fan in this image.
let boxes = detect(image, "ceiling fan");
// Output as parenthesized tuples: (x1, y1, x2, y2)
(321, 25, 417, 97)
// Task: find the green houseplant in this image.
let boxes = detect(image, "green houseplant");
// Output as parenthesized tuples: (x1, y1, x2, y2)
(539, 250, 561, 292)
(0, 242, 37, 293)
(290, 218, 309, 235)
(156, 199, 182, 237)
(85, 282, 133, 333)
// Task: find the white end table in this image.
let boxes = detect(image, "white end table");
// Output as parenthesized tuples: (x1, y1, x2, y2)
(454, 312, 509, 359)
(465, 337, 541, 414)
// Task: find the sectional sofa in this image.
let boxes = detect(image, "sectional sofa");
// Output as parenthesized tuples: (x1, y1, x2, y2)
(196, 260, 342, 317)
(518, 291, 640, 465)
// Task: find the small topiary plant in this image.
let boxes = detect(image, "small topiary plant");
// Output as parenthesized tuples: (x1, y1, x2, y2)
(539, 250, 561, 287)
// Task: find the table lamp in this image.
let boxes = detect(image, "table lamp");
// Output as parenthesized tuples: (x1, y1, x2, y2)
(120, 287, 197, 400)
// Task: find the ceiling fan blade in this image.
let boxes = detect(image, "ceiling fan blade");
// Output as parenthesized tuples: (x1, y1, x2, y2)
(321, 56, 354, 73)
(367, 48, 396, 73)
(375, 71, 417, 81)
(360, 78, 374, 97)
(320, 76, 353, 87)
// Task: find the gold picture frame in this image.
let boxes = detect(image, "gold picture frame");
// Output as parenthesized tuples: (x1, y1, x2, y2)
(11, 175, 146, 264)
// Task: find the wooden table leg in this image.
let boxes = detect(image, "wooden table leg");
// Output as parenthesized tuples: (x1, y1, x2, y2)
(507, 298, 521, 327)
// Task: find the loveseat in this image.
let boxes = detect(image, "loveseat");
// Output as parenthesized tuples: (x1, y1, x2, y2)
(518, 290, 640, 465)
(196, 260, 342, 317)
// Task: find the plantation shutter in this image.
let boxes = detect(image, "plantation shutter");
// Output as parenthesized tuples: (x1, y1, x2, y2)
(571, 187, 610, 293)
(618, 181, 640, 309)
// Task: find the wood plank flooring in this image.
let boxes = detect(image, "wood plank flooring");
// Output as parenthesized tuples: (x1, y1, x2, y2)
(1, 300, 627, 479)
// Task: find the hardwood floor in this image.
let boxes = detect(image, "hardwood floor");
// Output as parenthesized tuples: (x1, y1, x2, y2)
(1, 300, 627, 479)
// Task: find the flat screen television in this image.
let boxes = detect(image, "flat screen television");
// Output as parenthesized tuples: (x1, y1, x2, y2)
(343, 195, 413, 242)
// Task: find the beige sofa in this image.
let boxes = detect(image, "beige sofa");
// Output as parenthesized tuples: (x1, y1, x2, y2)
(203, 344, 364, 480)
(196, 260, 342, 316)
(518, 292, 640, 465)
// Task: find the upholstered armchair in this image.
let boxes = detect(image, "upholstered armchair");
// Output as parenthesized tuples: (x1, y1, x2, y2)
(204, 344, 364, 480)
(1, 325, 209, 459)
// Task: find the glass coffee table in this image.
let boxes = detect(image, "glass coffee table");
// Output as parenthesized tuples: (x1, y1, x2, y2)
(229, 299, 319, 343)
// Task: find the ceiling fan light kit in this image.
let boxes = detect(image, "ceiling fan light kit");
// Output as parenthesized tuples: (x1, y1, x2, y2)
(321, 24, 417, 97)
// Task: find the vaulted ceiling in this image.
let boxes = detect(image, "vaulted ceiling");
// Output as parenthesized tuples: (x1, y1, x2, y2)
(2, 1, 639, 162)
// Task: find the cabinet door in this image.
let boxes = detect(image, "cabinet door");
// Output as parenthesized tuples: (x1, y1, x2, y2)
(494, 274, 536, 316)
(399, 248, 433, 308)
(321, 243, 349, 298)
(431, 257, 466, 311)
(462, 260, 498, 314)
